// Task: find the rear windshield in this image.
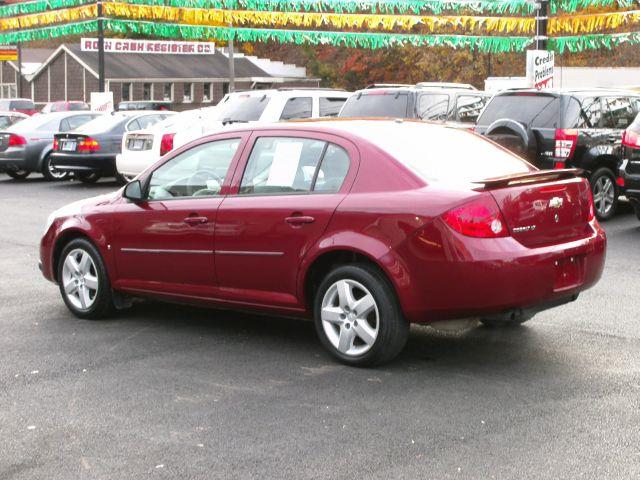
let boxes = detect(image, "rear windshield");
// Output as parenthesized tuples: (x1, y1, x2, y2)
(360, 124, 533, 186)
(76, 114, 127, 134)
(10, 100, 34, 110)
(339, 92, 409, 118)
(477, 94, 559, 128)
(216, 94, 270, 122)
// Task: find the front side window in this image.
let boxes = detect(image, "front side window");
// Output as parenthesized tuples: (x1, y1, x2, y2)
(319, 97, 347, 117)
(122, 83, 132, 102)
(456, 95, 489, 123)
(280, 97, 313, 120)
(240, 137, 327, 195)
(148, 139, 240, 200)
(183, 83, 193, 103)
(417, 94, 449, 121)
(143, 83, 152, 101)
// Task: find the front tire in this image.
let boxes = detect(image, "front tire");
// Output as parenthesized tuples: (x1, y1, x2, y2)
(590, 167, 618, 221)
(41, 154, 69, 181)
(314, 264, 409, 367)
(57, 238, 114, 319)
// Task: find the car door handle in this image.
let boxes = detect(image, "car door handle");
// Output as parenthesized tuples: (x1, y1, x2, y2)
(285, 215, 315, 225)
(184, 216, 209, 226)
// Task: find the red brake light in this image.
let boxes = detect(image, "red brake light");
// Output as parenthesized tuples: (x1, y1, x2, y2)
(616, 176, 625, 187)
(587, 189, 595, 221)
(622, 129, 640, 150)
(78, 137, 100, 152)
(443, 196, 509, 238)
(160, 133, 175, 156)
(8, 134, 26, 147)
(554, 128, 578, 160)
(53, 138, 59, 150)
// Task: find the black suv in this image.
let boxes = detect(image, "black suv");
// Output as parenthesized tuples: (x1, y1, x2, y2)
(619, 112, 640, 220)
(338, 85, 491, 126)
(475, 89, 640, 220)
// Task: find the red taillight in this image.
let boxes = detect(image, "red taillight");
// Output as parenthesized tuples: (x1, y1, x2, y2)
(554, 128, 578, 160)
(78, 137, 100, 152)
(53, 138, 59, 150)
(587, 189, 595, 221)
(443, 196, 509, 238)
(616, 176, 625, 187)
(622, 129, 640, 150)
(8, 134, 26, 147)
(160, 133, 175, 156)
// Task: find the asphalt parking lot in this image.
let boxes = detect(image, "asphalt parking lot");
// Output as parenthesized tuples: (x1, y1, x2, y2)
(1, 175, 639, 480)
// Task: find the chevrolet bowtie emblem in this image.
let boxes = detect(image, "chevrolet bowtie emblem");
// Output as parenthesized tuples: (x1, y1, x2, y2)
(549, 197, 564, 209)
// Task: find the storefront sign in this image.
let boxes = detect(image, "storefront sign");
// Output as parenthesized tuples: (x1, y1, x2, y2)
(0, 45, 18, 62)
(81, 38, 216, 55)
(526, 50, 554, 90)
(91, 91, 114, 112)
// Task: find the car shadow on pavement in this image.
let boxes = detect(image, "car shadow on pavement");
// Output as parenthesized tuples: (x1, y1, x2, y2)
(110, 299, 562, 378)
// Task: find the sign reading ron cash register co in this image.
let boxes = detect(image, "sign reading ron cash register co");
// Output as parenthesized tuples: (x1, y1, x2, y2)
(526, 50, 554, 90)
(80, 38, 216, 55)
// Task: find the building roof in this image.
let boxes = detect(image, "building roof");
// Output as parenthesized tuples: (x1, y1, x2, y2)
(64, 44, 272, 81)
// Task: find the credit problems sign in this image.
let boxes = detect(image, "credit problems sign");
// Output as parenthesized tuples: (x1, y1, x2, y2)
(0, 45, 18, 61)
(526, 50, 554, 90)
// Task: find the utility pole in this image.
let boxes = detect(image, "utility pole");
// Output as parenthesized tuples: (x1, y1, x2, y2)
(535, 0, 549, 50)
(97, 1, 105, 92)
(16, 43, 22, 97)
(227, 24, 235, 93)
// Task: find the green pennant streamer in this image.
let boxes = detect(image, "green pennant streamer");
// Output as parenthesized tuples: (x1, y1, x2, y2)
(550, 30, 640, 52)
(103, 18, 533, 52)
(0, 19, 97, 43)
(0, 0, 93, 18)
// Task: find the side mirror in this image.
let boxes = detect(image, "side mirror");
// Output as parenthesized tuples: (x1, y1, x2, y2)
(123, 180, 143, 202)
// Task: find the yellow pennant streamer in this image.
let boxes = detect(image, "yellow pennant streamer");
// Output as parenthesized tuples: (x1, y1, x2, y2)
(549, 9, 640, 34)
(102, 2, 536, 34)
(0, 4, 96, 30)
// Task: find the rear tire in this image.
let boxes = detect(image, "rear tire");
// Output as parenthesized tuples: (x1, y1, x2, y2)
(115, 172, 128, 186)
(634, 205, 640, 222)
(57, 238, 114, 320)
(41, 154, 69, 181)
(480, 315, 533, 328)
(590, 167, 618, 221)
(76, 172, 101, 183)
(314, 264, 409, 367)
(6, 169, 30, 180)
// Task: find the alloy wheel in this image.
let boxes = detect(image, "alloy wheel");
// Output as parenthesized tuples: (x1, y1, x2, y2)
(593, 176, 615, 217)
(320, 279, 379, 356)
(61, 248, 99, 310)
(46, 158, 68, 180)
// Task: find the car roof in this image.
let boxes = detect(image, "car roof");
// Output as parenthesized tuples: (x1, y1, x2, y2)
(212, 117, 463, 143)
(228, 88, 350, 98)
(354, 86, 488, 95)
(496, 88, 640, 97)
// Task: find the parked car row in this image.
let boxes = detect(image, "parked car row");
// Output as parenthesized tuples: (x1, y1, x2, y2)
(4, 84, 640, 225)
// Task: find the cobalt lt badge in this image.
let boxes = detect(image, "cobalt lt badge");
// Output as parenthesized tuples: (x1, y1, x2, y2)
(549, 196, 563, 223)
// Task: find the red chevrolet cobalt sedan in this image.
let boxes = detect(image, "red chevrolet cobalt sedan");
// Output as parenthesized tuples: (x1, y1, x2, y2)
(40, 120, 606, 366)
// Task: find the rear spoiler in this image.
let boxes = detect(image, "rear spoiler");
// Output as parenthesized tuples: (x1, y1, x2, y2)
(472, 168, 584, 189)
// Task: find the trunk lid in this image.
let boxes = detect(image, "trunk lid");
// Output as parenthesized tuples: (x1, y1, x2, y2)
(478, 171, 593, 248)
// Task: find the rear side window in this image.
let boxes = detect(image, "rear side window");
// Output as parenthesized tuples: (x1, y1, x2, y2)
(455, 95, 489, 123)
(319, 97, 347, 117)
(280, 97, 312, 120)
(339, 92, 409, 118)
(417, 94, 449, 121)
(478, 94, 559, 128)
(577, 97, 602, 128)
(602, 97, 636, 129)
(240, 137, 327, 194)
(314, 144, 350, 193)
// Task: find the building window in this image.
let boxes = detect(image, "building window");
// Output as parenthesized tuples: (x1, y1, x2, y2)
(163, 83, 173, 101)
(143, 83, 152, 101)
(203, 83, 213, 103)
(122, 82, 132, 102)
(183, 83, 193, 103)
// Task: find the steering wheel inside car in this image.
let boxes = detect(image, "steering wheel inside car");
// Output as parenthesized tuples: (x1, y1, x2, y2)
(186, 169, 223, 196)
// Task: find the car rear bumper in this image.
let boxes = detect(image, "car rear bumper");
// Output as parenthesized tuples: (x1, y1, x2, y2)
(0, 150, 27, 172)
(397, 220, 607, 323)
(620, 159, 640, 203)
(50, 152, 117, 175)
